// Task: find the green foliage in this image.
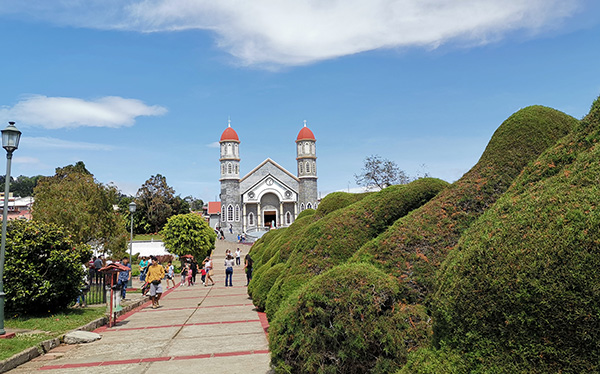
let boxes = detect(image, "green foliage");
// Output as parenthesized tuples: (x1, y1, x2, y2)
(295, 208, 316, 220)
(136, 174, 189, 234)
(397, 347, 469, 374)
(430, 97, 600, 373)
(314, 191, 370, 219)
(351, 105, 578, 302)
(269, 263, 430, 374)
(265, 178, 448, 318)
(4, 219, 91, 314)
(161, 213, 216, 260)
(250, 262, 285, 311)
(0, 174, 43, 197)
(32, 161, 128, 255)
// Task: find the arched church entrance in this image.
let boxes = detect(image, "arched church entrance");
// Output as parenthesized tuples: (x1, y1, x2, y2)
(261, 192, 280, 228)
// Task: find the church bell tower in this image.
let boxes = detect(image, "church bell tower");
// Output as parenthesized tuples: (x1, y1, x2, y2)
(296, 120, 318, 210)
(219, 120, 242, 232)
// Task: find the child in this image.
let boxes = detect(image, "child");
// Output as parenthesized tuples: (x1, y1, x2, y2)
(180, 263, 188, 287)
(186, 263, 193, 286)
(200, 267, 207, 285)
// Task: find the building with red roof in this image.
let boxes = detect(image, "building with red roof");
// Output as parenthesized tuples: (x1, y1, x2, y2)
(219, 120, 318, 235)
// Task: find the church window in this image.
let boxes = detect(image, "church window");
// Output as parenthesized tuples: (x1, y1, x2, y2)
(297, 143, 302, 155)
(235, 205, 240, 221)
(306, 161, 311, 174)
(286, 212, 292, 225)
(300, 203, 305, 211)
(221, 205, 225, 220)
(227, 205, 234, 222)
(227, 143, 232, 154)
(313, 161, 316, 174)
(235, 164, 239, 174)
(299, 162, 303, 174)
(248, 212, 254, 226)
(304, 142, 309, 153)
(227, 163, 233, 174)
(311, 143, 315, 154)
(307, 203, 312, 209)
(234, 144, 238, 156)
(221, 164, 225, 175)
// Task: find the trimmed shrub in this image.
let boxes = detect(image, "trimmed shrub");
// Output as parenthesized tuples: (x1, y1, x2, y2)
(269, 263, 430, 374)
(250, 262, 285, 311)
(430, 96, 600, 372)
(265, 178, 448, 318)
(397, 347, 469, 374)
(296, 208, 316, 220)
(351, 105, 578, 302)
(4, 219, 91, 314)
(249, 227, 287, 269)
(314, 191, 371, 219)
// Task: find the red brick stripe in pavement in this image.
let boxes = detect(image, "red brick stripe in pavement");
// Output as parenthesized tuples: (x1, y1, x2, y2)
(38, 350, 271, 370)
(165, 293, 249, 300)
(98, 319, 260, 332)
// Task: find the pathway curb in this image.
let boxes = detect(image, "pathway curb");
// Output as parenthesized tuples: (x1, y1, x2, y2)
(0, 296, 148, 374)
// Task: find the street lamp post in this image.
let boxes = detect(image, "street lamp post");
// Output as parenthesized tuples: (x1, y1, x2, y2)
(127, 202, 136, 288)
(0, 122, 21, 336)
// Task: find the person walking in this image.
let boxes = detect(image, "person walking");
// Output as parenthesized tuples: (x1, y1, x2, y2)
(244, 253, 253, 286)
(146, 256, 165, 309)
(165, 261, 176, 289)
(224, 254, 235, 287)
(139, 256, 149, 283)
(235, 248, 241, 266)
(191, 260, 198, 285)
(117, 257, 131, 300)
(203, 256, 215, 286)
(93, 255, 103, 283)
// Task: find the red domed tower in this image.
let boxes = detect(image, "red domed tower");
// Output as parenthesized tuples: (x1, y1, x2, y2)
(219, 120, 242, 230)
(296, 120, 318, 210)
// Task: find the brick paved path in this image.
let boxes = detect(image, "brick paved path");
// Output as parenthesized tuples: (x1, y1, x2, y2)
(9, 241, 271, 373)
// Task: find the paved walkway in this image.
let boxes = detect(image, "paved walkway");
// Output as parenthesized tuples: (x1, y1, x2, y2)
(9, 241, 271, 374)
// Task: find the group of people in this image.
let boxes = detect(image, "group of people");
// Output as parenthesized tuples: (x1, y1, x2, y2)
(75, 247, 255, 310)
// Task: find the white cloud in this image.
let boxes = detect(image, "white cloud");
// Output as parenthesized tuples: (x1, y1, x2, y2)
(0, 0, 584, 66)
(206, 141, 220, 148)
(13, 156, 41, 165)
(0, 95, 167, 129)
(24, 137, 116, 151)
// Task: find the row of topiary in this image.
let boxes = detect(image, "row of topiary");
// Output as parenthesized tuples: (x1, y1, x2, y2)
(248, 101, 585, 372)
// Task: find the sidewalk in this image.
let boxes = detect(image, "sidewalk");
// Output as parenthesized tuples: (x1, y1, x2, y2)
(8, 242, 271, 373)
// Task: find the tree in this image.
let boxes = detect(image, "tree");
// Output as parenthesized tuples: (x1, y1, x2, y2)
(136, 174, 189, 233)
(4, 219, 92, 314)
(0, 175, 43, 197)
(354, 155, 409, 190)
(32, 162, 128, 256)
(184, 196, 204, 211)
(161, 213, 216, 260)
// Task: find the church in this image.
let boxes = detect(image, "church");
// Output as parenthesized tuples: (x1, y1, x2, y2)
(219, 121, 318, 234)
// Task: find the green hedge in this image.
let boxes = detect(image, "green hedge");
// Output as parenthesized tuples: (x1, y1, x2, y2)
(351, 105, 578, 302)
(430, 97, 600, 372)
(4, 219, 91, 314)
(313, 191, 371, 219)
(250, 262, 285, 311)
(269, 263, 430, 374)
(266, 178, 448, 318)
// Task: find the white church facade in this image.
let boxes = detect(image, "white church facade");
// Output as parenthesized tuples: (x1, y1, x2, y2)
(219, 121, 318, 234)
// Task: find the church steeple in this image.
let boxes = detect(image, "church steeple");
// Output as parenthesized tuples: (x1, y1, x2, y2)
(220, 120, 240, 180)
(296, 120, 317, 210)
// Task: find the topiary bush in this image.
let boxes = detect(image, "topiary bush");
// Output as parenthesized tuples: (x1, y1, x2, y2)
(313, 191, 371, 219)
(430, 96, 600, 372)
(351, 105, 578, 302)
(250, 262, 285, 311)
(4, 219, 91, 314)
(265, 178, 448, 318)
(269, 262, 431, 374)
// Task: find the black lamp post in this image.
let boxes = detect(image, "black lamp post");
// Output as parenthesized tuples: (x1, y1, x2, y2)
(0, 122, 21, 336)
(127, 201, 136, 287)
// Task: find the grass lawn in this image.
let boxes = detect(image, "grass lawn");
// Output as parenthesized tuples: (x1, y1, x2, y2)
(133, 234, 163, 241)
(1, 306, 106, 361)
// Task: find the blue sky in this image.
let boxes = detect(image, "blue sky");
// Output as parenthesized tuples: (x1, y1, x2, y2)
(0, 1, 599, 201)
